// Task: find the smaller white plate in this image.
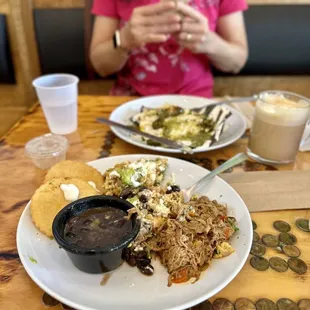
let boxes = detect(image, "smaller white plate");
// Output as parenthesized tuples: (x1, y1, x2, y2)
(110, 95, 247, 153)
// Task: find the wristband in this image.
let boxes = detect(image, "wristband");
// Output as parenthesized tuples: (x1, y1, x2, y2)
(113, 30, 121, 49)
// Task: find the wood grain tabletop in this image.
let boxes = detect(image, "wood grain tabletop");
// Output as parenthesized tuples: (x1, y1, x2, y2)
(0, 96, 309, 310)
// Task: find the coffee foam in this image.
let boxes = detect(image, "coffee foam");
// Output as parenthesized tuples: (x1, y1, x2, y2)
(256, 94, 310, 126)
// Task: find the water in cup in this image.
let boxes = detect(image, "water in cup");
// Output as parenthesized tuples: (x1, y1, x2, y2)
(33, 74, 79, 135)
(42, 100, 77, 135)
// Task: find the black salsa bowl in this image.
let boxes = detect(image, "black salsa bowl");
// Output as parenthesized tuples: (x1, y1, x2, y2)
(52, 195, 140, 274)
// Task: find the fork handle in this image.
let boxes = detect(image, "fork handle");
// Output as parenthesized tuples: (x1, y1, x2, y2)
(187, 152, 248, 196)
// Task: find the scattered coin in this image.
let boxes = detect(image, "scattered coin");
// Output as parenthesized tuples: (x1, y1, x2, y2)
(273, 220, 291, 233)
(282, 245, 300, 258)
(235, 298, 256, 310)
(288, 257, 307, 275)
(42, 293, 60, 307)
(277, 298, 298, 310)
(253, 231, 260, 242)
(295, 219, 310, 232)
(252, 220, 257, 230)
(192, 300, 213, 310)
(256, 298, 277, 310)
(298, 299, 310, 310)
(250, 256, 269, 271)
(213, 298, 234, 310)
(269, 257, 288, 273)
(251, 242, 266, 257)
(279, 232, 297, 245)
(262, 234, 279, 247)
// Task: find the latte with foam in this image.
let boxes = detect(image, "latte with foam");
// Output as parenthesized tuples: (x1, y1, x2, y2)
(248, 92, 310, 163)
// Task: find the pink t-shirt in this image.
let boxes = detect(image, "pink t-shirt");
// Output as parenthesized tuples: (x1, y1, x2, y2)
(92, 0, 247, 97)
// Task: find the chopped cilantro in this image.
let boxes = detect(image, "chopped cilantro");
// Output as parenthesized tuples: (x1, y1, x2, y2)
(29, 256, 37, 264)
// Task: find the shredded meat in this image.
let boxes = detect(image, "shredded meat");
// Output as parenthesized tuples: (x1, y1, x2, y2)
(142, 196, 233, 285)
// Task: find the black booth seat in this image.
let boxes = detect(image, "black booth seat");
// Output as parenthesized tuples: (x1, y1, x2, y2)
(33, 5, 310, 79)
(0, 14, 15, 83)
(1, 5, 310, 84)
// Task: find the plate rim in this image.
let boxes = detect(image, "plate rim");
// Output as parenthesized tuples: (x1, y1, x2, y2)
(109, 95, 247, 153)
(17, 154, 252, 310)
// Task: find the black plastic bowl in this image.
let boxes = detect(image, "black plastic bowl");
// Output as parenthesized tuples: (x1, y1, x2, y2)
(52, 195, 140, 274)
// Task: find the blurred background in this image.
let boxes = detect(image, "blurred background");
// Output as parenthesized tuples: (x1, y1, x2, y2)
(1, 0, 310, 136)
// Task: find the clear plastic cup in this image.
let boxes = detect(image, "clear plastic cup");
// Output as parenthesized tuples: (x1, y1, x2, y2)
(25, 133, 68, 169)
(33, 74, 79, 135)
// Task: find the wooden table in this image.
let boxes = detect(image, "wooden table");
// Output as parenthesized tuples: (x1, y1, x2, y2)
(0, 96, 309, 310)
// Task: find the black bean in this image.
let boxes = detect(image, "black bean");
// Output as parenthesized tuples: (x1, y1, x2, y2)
(138, 264, 154, 276)
(120, 188, 134, 199)
(171, 185, 181, 192)
(122, 248, 131, 261)
(127, 256, 137, 267)
(122, 248, 138, 267)
(139, 195, 148, 203)
(137, 258, 151, 268)
(166, 185, 181, 194)
(136, 251, 148, 259)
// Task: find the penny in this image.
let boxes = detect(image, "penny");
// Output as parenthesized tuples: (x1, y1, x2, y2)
(250, 242, 266, 257)
(269, 257, 288, 272)
(282, 245, 300, 258)
(235, 298, 256, 310)
(279, 232, 297, 245)
(213, 298, 234, 310)
(42, 293, 60, 307)
(273, 220, 291, 233)
(262, 234, 279, 247)
(298, 299, 310, 310)
(250, 256, 269, 271)
(256, 298, 277, 310)
(295, 219, 310, 232)
(288, 257, 308, 275)
(277, 298, 298, 310)
(253, 231, 260, 242)
(192, 300, 213, 310)
(252, 220, 257, 230)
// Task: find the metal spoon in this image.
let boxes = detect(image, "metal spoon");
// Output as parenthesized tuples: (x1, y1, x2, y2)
(182, 152, 248, 202)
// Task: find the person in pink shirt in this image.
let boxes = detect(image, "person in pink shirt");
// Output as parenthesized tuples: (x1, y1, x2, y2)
(90, 0, 248, 98)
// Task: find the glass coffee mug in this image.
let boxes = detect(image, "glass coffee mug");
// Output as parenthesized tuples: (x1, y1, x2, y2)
(247, 91, 310, 164)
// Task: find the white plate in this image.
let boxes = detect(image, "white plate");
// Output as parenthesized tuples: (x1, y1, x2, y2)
(110, 95, 247, 153)
(17, 155, 252, 310)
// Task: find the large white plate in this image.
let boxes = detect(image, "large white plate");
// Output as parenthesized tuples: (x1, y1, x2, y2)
(110, 95, 247, 153)
(17, 155, 252, 310)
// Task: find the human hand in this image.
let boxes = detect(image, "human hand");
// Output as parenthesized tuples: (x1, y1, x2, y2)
(176, 3, 211, 53)
(120, 1, 182, 50)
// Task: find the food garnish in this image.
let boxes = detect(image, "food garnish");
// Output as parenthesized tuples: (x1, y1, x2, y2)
(131, 104, 231, 149)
